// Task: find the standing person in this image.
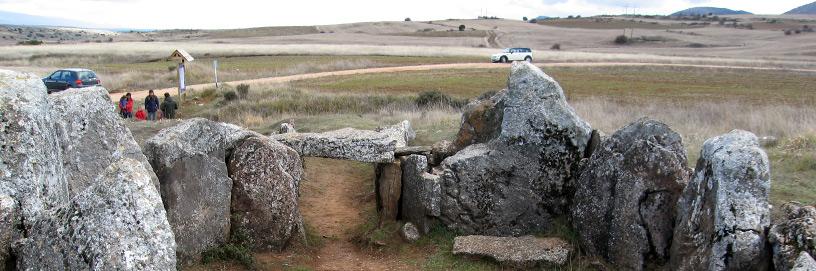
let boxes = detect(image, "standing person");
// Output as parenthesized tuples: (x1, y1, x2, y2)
(160, 93, 178, 119)
(118, 95, 128, 118)
(144, 90, 160, 121)
(124, 93, 134, 119)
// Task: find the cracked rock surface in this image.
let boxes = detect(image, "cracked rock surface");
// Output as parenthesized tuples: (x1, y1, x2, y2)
(437, 62, 591, 236)
(572, 118, 689, 270)
(770, 202, 816, 271)
(271, 121, 414, 163)
(670, 130, 771, 271)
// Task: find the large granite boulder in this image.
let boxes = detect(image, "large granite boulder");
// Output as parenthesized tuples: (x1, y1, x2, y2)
(452, 235, 573, 268)
(17, 159, 176, 270)
(400, 155, 442, 234)
(670, 130, 772, 271)
(770, 202, 816, 271)
(271, 121, 414, 163)
(143, 118, 254, 263)
(437, 62, 592, 236)
(1, 71, 176, 269)
(452, 90, 505, 151)
(571, 118, 689, 270)
(792, 252, 816, 271)
(50, 87, 159, 195)
(228, 136, 305, 251)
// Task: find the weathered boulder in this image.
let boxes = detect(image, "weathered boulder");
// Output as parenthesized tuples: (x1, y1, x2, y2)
(271, 121, 414, 163)
(770, 202, 816, 271)
(452, 235, 572, 268)
(376, 120, 415, 148)
(429, 140, 455, 165)
(0, 70, 69, 222)
(438, 62, 592, 236)
(571, 118, 689, 270)
(400, 222, 421, 243)
(670, 130, 771, 271)
(17, 159, 176, 270)
(0, 194, 17, 266)
(228, 136, 305, 251)
(143, 118, 255, 263)
(792, 252, 816, 271)
(50, 87, 159, 195)
(375, 161, 402, 223)
(400, 155, 441, 234)
(452, 90, 505, 151)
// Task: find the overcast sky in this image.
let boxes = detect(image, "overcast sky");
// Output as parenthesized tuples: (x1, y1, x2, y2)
(0, 0, 811, 29)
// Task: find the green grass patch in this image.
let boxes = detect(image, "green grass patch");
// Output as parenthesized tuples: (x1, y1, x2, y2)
(768, 134, 816, 207)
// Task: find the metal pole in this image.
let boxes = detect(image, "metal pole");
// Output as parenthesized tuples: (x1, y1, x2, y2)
(213, 59, 218, 88)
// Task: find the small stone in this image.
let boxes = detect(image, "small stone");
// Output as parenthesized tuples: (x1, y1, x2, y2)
(400, 222, 420, 243)
(453, 235, 572, 268)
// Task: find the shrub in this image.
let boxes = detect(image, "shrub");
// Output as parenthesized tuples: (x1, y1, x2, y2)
(236, 83, 250, 99)
(458, 25, 466, 31)
(17, 40, 43, 45)
(404, 17, 411, 22)
(568, 15, 574, 19)
(416, 90, 466, 108)
(785, 30, 792, 35)
(614, 35, 629, 44)
(688, 43, 706, 48)
(523, 16, 528, 21)
(795, 29, 802, 34)
(224, 90, 238, 102)
(551, 43, 561, 50)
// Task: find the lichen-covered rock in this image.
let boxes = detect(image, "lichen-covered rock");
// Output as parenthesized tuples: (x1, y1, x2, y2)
(429, 140, 455, 165)
(792, 252, 816, 271)
(452, 90, 506, 151)
(571, 119, 689, 270)
(376, 120, 415, 148)
(228, 136, 305, 251)
(271, 123, 410, 163)
(438, 62, 591, 236)
(670, 130, 771, 271)
(400, 222, 420, 243)
(453, 235, 572, 268)
(0, 194, 17, 266)
(0, 70, 69, 222)
(143, 118, 250, 263)
(770, 202, 816, 271)
(400, 155, 441, 234)
(17, 159, 176, 270)
(50, 87, 159, 195)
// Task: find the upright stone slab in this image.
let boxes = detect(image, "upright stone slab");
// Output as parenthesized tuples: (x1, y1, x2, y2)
(670, 130, 771, 271)
(375, 161, 402, 224)
(229, 136, 305, 251)
(438, 62, 592, 235)
(144, 118, 258, 263)
(571, 119, 689, 270)
(50, 87, 159, 195)
(400, 155, 441, 234)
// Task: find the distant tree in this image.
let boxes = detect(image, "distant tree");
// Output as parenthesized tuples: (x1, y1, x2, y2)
(458, 24, 466, 31)
(523, 16, 528, 21)
(576, 15, 582, 18)
(568, 15, 574, 19)
(405, 17, 411, 22)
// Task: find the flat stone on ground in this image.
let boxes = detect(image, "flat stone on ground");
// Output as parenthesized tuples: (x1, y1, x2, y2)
(453, 235, 572, 268)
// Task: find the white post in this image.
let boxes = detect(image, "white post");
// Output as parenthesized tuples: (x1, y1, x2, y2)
(213, 59, 219, 88)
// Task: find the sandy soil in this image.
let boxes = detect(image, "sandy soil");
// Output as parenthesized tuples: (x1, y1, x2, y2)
(110, 61, 816, 102)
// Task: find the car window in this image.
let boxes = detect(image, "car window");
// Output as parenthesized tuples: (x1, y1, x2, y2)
(62, 72, 75, 81)
(50, 71, 62, 80)
(79, 71, 94, 80)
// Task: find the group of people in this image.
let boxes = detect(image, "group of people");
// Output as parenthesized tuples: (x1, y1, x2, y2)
(118, 90, 178, 121)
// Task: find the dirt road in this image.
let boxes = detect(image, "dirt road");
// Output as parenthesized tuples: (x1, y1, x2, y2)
(110, 62, 816, 102)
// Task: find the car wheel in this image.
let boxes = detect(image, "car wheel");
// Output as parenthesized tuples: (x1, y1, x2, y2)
(500, 56, 508, 63)
(525, 56, 532, 62)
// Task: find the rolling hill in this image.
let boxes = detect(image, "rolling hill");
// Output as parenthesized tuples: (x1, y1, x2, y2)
(0, 10, 99, 28)
(671, 7, 752, 16)
(785, 1, 816, 14)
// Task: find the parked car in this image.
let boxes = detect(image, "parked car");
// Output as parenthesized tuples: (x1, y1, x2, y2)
(42, 68, 101, 94)
(491, 48, 533, 63)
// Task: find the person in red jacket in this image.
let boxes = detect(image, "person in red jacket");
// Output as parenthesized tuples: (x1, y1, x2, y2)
(124, 93, 134, 118)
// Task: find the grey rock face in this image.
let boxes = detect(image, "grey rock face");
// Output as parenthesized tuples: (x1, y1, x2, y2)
(770, 202, 816, 271)
(144, 118, 249, 263)
(400, 155, 441, 234)
(271, 121, 415, 163)
(792, 252, 816, 271)
(670, 130, 771, 271)
(0, 194, 17, 266)
(452, 235, 572, 268)
(18, 159, 176, 270)
(571, 118, 689, 270)
(229, 136, 304, 251)
(0, 70, 69, 222)
(438, 62, 591, 236)
(50, 87, 159, 195)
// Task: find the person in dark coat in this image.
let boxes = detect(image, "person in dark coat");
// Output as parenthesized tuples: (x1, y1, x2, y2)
(160, 93, 178, 119)
(144, 90, 160, 121)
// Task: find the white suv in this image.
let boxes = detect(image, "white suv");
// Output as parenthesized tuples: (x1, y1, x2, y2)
(491, 48, 533, 63)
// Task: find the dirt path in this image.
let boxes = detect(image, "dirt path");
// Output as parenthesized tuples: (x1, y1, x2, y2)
(109, 62, 816, 102)
(297, 157, 412, 271)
